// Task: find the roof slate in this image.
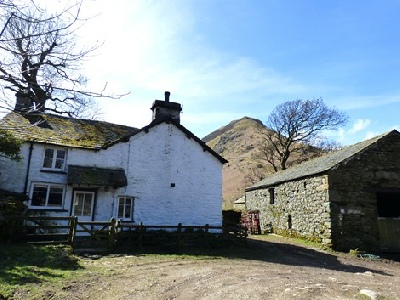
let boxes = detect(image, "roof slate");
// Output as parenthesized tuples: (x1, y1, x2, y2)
(0, 112, 139, 149)
(246, 130, 400, 191)
(0, 111, 228, 164)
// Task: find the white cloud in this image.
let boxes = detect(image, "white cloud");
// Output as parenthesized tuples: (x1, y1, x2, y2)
(326, 119, 372, 146)
(349, 119, 371, 134)
(74, 0, 310, 136)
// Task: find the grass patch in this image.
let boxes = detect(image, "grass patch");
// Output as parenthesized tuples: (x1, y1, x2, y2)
(0, 243, 82, 299)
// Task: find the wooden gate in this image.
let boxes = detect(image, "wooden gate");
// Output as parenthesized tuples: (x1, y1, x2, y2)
(246, 210, 261, 234)
(378, 218, 400, 252)
(71, 218, 116, 249)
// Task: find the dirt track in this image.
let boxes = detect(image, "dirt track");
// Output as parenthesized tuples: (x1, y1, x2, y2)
(14, 235, 400, 300)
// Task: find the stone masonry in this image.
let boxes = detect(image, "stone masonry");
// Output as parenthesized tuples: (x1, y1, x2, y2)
(246, 175, 332, 245)
(245, 130, 400, 252)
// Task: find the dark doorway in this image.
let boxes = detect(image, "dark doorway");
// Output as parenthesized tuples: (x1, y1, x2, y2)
(376, 192, 400, 252)
(377, 192, 400, 218)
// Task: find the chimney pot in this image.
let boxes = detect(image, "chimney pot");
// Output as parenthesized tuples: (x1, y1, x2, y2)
(165, 91, 170, 102)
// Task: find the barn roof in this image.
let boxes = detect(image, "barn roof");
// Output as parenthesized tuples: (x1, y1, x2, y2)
(246, 130, 400, 191)
(0, 111, 228, 163)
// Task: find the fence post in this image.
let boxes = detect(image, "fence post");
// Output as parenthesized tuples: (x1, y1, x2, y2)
(138, 222, 143, 248)
(177, 223, 182, 247)
(68, 217, 78, 246)
(109, 218, 116, 250)
(205, 224, 209, 233)
(67, 217, 73, 245)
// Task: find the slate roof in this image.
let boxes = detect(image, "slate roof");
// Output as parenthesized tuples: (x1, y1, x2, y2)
(68, 165, 127, 188)
(246, 130, 400, 191)
(0, 111, 228, 164)
(0, 112, 139, 149)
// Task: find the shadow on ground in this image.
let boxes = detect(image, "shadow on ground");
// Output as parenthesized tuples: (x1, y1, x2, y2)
(89, 234, 398, 277)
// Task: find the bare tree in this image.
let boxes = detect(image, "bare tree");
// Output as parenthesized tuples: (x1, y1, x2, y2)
(263, 98, 348, 171)
(0, 1, 123, 118)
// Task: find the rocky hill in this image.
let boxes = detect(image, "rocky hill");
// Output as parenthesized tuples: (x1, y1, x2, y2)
(203, 117, 320, 210)
(203, 117, 271, 210)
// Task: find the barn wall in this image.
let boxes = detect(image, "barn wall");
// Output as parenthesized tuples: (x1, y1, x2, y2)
(246, 175, 332, 245)
(328, 133, 400, 252)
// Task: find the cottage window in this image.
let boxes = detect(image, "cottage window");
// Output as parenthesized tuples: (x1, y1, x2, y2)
(31, 183, 64, 208)
(42, 148, 66, 170)
(269, 188, 275, 204)
(118, 197, 134, 221)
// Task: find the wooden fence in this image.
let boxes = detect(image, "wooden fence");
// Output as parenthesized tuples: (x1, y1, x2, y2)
(3, 216, 246, 250)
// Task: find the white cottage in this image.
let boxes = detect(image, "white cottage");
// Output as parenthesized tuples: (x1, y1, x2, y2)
(0, 92, 227, 227)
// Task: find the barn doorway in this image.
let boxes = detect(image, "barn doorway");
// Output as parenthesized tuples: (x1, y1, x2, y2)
(377, 192, 400, 252)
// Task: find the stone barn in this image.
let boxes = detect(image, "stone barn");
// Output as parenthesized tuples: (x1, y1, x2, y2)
(245, 130, 400, 253)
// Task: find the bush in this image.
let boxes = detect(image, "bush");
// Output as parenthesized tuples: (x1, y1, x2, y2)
(0, 190, 28, 241)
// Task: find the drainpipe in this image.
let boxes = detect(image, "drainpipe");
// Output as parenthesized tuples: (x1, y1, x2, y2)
(23, 142, 34, 194)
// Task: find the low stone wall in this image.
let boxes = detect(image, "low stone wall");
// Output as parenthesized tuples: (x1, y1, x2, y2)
(246, 175, 332, 245)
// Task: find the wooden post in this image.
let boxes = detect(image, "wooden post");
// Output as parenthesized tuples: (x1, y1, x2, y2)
(109, 218, 116, 250)
(177, 223, 182, 248)
(138, 222, 143, 248)
(68, 216, 78, 246)
(205, 224, 209, 233)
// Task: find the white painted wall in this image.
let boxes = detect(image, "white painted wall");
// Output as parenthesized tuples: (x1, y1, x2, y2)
(0, 143, 31, 192)
(122, 123, 222, 226)
(0, 122, 223, 227)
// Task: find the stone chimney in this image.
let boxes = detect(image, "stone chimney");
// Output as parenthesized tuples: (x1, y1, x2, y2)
(14, 90, 34, 113)
(151, 91, 182, 123)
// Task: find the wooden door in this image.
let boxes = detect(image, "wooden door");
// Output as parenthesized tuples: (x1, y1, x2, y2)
(378, 218, 400, 252)
(72, 191, 95, 222)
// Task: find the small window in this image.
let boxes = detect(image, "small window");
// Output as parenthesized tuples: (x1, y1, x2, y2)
(269, 188, 275, 204)
(118, 197, 134, 221)
(31, 183, 64, 208)
(42, 148, 66, 170)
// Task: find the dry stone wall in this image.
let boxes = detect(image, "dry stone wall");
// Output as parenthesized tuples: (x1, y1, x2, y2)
(246, 175, 332, 245)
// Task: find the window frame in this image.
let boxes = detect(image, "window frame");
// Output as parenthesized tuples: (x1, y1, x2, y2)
(117, 196, 134, 221)
(42, 147, 67, 171)
(30, 183, 65, 209)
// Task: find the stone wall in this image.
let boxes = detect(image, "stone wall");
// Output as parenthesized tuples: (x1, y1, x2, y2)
(246, 175, 332, 245)
(328, 133, 400, 252)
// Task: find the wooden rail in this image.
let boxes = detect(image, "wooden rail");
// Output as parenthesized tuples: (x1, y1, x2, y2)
(3, 216, 246, 250)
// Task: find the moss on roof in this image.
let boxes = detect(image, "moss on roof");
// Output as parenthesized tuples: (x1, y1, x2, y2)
(0, 112, 139, 149)
(0, 111, 228, 164)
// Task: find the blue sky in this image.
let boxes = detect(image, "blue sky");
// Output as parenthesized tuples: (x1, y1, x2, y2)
(75, 0, 400, 145)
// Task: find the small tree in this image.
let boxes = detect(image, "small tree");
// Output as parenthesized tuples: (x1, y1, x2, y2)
(264, 98, 348, 171)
